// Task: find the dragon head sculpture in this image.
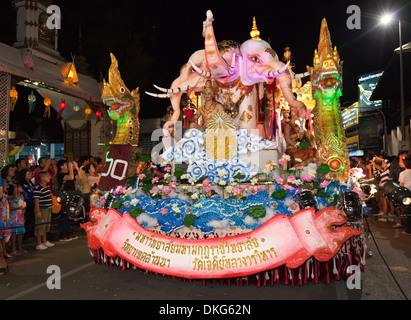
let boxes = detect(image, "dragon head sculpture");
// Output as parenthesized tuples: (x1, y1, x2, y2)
(101, 53, 140, 145)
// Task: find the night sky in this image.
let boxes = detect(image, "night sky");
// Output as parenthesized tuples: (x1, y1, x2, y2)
(0, 0, 410, 119)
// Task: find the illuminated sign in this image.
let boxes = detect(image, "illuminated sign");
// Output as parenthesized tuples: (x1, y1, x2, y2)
(342, 102, 359, 129)
(358, 71, 383, 111)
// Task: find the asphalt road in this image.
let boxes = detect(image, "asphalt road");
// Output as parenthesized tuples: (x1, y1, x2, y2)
(1, 215, 410, 302)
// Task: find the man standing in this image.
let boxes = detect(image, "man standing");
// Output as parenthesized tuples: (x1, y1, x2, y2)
(34, 157, 56, 192)
(33, 172, 54, 250)
(15, 158, 27, 177)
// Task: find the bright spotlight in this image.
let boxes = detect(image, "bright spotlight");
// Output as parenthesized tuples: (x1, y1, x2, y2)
(380, 13, 393, 25)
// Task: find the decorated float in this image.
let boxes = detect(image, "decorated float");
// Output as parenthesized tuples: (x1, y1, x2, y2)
(81, 11, 369, 286)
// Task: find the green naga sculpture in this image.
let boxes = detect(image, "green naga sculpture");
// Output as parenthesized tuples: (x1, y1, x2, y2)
(311, 18, 350, 181)
(101, 53, 140, 145)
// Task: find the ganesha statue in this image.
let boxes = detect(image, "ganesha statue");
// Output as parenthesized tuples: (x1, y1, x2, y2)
(146, 10, 306, 136)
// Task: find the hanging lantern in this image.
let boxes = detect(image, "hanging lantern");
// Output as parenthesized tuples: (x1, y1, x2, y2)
(73, 101, 80, 112)
(84, 105, 92, 123)
(28, 90, 36, 114)
(56, 99, 66, 119)
(10, 86, 18, 111)
(43, 96, 51, 118)
(95, 109, 102, 125)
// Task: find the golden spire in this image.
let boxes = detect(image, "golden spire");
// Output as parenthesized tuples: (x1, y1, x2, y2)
(250, 17, 261, 40)
(315, 18, 341, 72)
(317, 18, 334, 63)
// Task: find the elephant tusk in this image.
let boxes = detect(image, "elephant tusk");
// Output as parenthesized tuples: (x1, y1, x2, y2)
(293, 72, 310, 79)
(153, 78, 201, 96)
(180, 77, 201, 92)
(268, 60, 290, 78)
(153, 84, 181, 94)
(189, 60, 211, 78)
(145, 91, 171, 99)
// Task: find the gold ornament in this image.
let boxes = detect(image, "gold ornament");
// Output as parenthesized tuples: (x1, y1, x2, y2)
(250, 17, 261, 40)
(202, 80, 214, 94)
(204, 111, 237, 161)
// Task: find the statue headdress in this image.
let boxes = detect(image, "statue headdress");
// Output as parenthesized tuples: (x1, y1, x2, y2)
(202, 80, 214, 94)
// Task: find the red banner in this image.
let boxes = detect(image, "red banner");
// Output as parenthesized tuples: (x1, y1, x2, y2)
(82, 206, 363, 279)
(98, 145, 132, 191)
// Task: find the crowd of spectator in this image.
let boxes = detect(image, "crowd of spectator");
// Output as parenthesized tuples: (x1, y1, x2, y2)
(0, 155, 101, 276)
(351, 152, 411, 234)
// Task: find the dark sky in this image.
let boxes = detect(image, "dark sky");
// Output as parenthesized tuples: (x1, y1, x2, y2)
(1, 0, 410, 118)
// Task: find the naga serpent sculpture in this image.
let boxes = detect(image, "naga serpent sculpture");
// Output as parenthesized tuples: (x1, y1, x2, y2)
(101, 53, 140, 145)
(311, 19, 350, 181)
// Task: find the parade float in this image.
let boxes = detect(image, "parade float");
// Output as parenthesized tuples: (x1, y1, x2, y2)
(81, 11, 368, 287)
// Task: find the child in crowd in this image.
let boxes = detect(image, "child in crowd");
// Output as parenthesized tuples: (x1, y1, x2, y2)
(8, 184, 27, 255)
(33, 172, 55, 250)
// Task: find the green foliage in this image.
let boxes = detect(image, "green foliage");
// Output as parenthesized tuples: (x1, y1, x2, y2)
(173, 167, 185, 178)
(272, 189, 287, 200)
(111, 199, 123, 209)
(139, 155, 151, 163)
(126, 173, 138, 188)
(247, 205, 266, 219)
(317, 163, 330, 175)
(142, 173, 154, 182)
(315, 189, 331, 198)
(233, 173, 245, 180)
(299, 142, 312, 148)
(129, 207, 143, 218)
(183, 214, 197, 227)
(142, 184, 153, 192)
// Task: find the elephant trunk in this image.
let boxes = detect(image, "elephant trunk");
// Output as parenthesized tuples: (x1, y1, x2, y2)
(258, 59, 306, 118)
(162, 76, 203, 136)
(203, 10, 230, 78)
(263, 61, 290, 79)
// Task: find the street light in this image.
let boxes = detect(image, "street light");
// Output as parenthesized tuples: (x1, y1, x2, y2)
(379, 13, 405, 141)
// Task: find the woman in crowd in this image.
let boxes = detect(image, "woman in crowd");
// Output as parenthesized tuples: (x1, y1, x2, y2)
(0, 170, 10, 275)
(8, 183, 26, 255)
(85, 163, 101, 190)
(1, 165, 17, 198)
(19, 169, 36, 239)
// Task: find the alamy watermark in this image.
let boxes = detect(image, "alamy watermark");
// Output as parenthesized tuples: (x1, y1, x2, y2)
(346, 265, 361, 290)
(346, 5, 361, 30)
(46, 5, 61, 30)
(46, 265, 61, 290)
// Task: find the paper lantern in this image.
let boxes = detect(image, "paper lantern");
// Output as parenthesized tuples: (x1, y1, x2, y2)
(73, 102, 80, 112)
(95, 109, 102, 125)
(10, 86, 18, 111)
(84, 105, 92, 123)
(28, 90, 36, 114)
(56, 99, 66, 119)
(43, 96, 51, 118)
